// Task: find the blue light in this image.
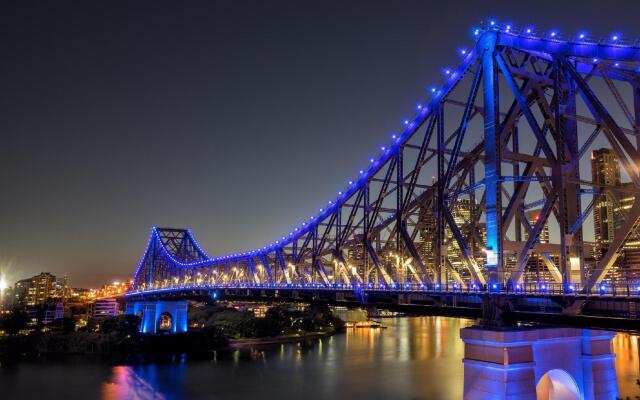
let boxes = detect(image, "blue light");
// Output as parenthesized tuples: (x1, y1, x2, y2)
(579, 33, 585, 39)
(593, 58, 598, 63)
(550, 31, 557, 37)
(460, 49, 467, 55)
(369, 158, 375, 163)
(612, 35, 619, 41)
(348, 180, 354, 185)
(416, 104, 422, 110)
(526, 28, 531, 34)
(505, 25, 511, 32)
(569, 285, 575, 291)
(614, 62, 620, 67)
(516, 284, 521, 290)
(489, 20, 495, 26)
(381, 146, 386, 151)
(430, 87, 436, 93)
(359, 170, 364, 174)
(391, 134, 397, 139)
(444, 69, 451, 75)
(492, 283, 497, 289)
(473, 29, 480, 36)
(403, 119, 409, 125)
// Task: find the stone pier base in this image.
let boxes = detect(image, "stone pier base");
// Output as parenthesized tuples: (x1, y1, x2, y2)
(125, 300, 188, 334)
(460, 326, 617, 400)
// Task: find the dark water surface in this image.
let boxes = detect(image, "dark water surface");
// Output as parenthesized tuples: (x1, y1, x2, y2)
(1, 314, 638, 400)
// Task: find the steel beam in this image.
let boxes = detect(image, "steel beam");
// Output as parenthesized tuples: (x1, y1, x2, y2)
(479, 32, 502, 285)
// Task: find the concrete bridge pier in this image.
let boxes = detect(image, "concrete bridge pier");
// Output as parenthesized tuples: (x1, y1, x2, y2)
(126, 300, 188, 334)
(461, 326, 617, 399)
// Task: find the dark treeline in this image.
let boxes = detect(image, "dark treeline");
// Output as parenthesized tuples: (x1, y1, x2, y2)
(0, 303, 344, 360)
(189, 302, 345, 339)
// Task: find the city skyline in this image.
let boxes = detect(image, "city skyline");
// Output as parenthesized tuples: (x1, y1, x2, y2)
(2, 1, 640, 287)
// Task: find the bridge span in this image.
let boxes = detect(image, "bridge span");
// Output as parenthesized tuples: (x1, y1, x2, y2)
(116, 22, 640, 400)
(126, 23, 640, 332)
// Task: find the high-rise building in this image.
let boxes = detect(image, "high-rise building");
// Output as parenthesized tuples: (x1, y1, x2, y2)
(592, 149, 622, 256)
(614, 183, 640, 280)
(447, 199, 473, 279)
(55, 275, 70, 301)
(417, 204, 436, 270)
(13, 278, 32, 307)
(590, 148, 640, 281)
(346, 240, 366, 281)
(417, 198, 482, 282)
(523, 209, 557, 282)
(28, 272, 57, 306)
(524, 209, 550, 244)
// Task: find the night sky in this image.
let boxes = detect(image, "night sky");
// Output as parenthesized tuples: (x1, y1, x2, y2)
(2, 0, 639, 287)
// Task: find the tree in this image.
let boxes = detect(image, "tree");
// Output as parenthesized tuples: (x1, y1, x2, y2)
(3, 308, 28, 335)
(49, 317, 76, 333)
(245, 317, 282, 337)
(99, 315, 140, 335)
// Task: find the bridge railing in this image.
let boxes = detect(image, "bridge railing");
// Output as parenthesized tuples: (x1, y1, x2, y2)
(128, 281, 640, 298)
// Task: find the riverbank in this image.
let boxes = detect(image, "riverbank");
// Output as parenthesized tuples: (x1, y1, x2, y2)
(0, 302, 344, 360)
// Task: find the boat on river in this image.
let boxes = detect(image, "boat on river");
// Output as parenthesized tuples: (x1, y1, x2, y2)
(344, 320, 387, 329)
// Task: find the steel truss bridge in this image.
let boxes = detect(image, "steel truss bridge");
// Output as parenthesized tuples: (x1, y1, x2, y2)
(129, 23, 640, 322)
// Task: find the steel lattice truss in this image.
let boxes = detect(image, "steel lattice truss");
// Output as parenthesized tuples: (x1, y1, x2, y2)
(133, 25, 640, 294)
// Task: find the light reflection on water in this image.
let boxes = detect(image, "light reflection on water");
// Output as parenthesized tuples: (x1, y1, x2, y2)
(1, 314, 639, 400)
(98, 314, 476, 400)
(102, 366, 166, 400)
(613, 332, 640, 396)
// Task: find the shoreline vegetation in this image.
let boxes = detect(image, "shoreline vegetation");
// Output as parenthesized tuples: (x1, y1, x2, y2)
(0, 303, 345, 362)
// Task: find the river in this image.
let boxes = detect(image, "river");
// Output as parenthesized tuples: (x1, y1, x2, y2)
(0, 312, 638, 399)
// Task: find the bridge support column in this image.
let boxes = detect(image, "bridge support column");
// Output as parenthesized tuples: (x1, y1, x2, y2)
(480, 296, 514, 328)
(461, 326, 617, 400)
(479, 31, 503, 287)
(126, 300, 188, 334)
(398, 293, 411, 305)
